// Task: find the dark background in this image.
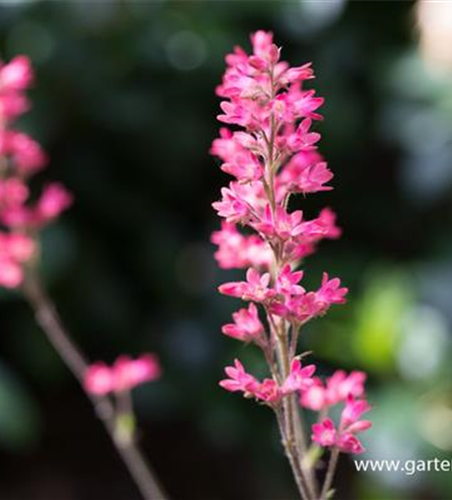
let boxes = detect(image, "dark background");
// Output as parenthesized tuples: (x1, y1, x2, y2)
(1, 1, 452, 499)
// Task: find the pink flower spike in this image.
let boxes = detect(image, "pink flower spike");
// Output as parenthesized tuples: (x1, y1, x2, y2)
(84, 363, 113, 396)
(222, 302, 264, 343)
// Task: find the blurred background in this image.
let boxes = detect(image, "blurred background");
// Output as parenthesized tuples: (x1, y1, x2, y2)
(0, 0, 451, 499)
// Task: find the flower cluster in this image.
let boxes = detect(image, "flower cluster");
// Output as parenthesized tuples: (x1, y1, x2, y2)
(84, 354, 161, 396)
(312, 397, 372, 454)
(220, 358, 315, 405)
(212, 29, 371, 471)
(0, 56, 72, 288)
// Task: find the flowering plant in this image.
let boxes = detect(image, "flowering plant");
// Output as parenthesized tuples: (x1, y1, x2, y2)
(0, 56, 166, 500)
(212, 31, 372, 499)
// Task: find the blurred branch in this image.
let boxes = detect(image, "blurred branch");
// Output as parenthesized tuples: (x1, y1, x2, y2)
(22, 270, 168, 500)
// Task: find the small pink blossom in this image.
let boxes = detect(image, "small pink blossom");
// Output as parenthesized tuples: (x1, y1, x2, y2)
(311, 397, 372, 454)
(211, 222, 272, 270)
(253, 205, 305, 241)
(0, 232, 35, 288)
(315, 273, 348, 313)
(84, 363, 113, 395)
(0, 93, 30, 123)
(34, 183, 73, 225)
(0, 56, 33, 92)
(84, 354, 161, 395)
(221, 358, 315, 405)
(113, 354, 161, 392)
(9, 131, 47, 173)
(219, 267, 275, 302)
(212, 181, 263, 224)
(219, 358, 260, 395)
(281, 359, 316, 395)
(275, 264, 305, 296)
(222, 302, 264, 343)
(312, 418, 337, 447)
(301, 370, 367, 411)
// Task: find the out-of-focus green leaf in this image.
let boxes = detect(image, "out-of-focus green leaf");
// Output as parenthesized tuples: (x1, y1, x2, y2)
(352, 269, 413, 372)
(0, 361, 41, 451)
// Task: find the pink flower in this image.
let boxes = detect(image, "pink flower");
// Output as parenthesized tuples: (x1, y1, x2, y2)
(341, 396, 371, 428)
(311, 397, 372, 454)
(0, 56, 33, 92)
(255, 378, 282, 403)
(219, 359, 260, 395)
(0, 56, 72, 291)
(34, 183, 73, 225)
(113, 354, 161, 392)
(279, 152, 333, 194)
(84, 354, 161, 395)
(220, 151, 263, 182)
(212, 181, 263, 224)
(211, 222, 272, 270)
(0, 178, 29, 208)
(315, 273, 348, 313)
(9, 131, 47, 174)
(220, 358, 314, 405)
(0, 257, 23, 288)
(84, 362, 113, 395)
(301, 370, 367, 411)
(312, 418, 337, 447)
(0, 93, 29, 123)
(219, 267, 275, 302)
(222, 303, 264, 343)
(281, 359, 316, 394)
(285, 119, 321, 153)
(253, 206, 306, 241)
(275, 264, 305, 296)
(0, 232, 36, 288)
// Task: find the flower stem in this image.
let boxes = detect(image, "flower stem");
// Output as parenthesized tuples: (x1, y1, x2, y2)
(275, 408, 311, 500)
(320, 447, 340, 500)
(22, 271, 167, 500)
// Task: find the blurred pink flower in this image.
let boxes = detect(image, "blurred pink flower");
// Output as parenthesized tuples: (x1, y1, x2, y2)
(85, 354, 161, 396)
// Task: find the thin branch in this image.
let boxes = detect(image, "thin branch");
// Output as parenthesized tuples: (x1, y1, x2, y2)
(320, 447, 340, 500)
(275, 407, 311, 500)
(22, 271, 167, 500)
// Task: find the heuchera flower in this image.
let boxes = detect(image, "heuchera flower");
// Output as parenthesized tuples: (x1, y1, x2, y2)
(0, 56, 72, 289)
(84, 354, 161, 395)
(211, 221, 272, 270)
(311, 396, 372, 454)
(301, 369, 367, 411)
(222, 303, 265, 343)
(220, 358, 315, 405)
(213, 31, 371, 475)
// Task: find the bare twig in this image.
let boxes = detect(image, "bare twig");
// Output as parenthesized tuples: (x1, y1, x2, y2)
(22, 270, 167, 500)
